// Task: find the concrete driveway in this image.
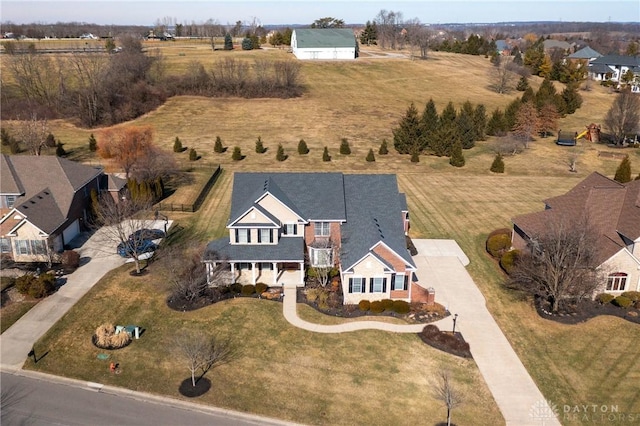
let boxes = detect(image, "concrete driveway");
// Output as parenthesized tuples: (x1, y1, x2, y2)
(412, 239, 560, 426)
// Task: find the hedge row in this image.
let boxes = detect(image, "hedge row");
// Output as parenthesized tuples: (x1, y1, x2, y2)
(596, 291, 640, 309)
(358, 299, 410, 314)
(227, 283, 270, 296)
(15, 272, 56, 298)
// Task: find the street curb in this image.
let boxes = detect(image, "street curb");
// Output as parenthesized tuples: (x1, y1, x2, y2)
(2, 368, 301, 426)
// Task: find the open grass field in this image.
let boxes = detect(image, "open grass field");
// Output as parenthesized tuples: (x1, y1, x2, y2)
(13, 40, 640, 425)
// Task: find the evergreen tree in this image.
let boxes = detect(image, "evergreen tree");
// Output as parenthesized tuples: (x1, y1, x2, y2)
(276, 144, 286, 161)
(378, 139, 389, 155)
(521, 87, 535, 104)
(513, 49, 523, 66)
(55, 141, 66, 157)
(614, 156, 632, 183)
(410, 151, 420, 163)
(366, 149, 375, 162)
(560, 82, 582, 115)
(393, 102, 425, 154)
(232, 146, 243, 161)
(255, 136, 266, 153)
(457, 103, 476, 149)
(360, 21, 377, 45)
(504, 99, 521, 130)
(189, 148, 197, 161)
(516, 75, 530, 91)
(88, 133, 97, 152)
(45, 133, 56, 147)
(173, 137, 183, 153)
(473, 104, 487, 141)
(523, 38, 545, 75)
(224, 33, 233, 50)
(490, 153, 505, 173)
(339, 138, 351, 155)
(420, 99, 439, 150)
(486, 108, 507, 136)
(297, 139, 309, 154)
(214, 136, 224, 153)
(430, 102, 459, 157)
(322, 146, 331, 161)
(241, 37, 253, 50)
(535, 77, 559, 110)
(449, 140, 465, 167)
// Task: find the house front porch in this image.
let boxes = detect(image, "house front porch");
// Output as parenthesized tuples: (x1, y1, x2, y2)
(206, 261, 305, 287)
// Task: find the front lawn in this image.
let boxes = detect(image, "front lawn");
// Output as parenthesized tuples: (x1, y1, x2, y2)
(26, 263, 502, 425)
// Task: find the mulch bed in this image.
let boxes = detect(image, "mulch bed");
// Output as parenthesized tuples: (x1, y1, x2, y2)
(178, 377, 211, 397)
(166, 287, 282, 312)
(534, 295, 640, 325)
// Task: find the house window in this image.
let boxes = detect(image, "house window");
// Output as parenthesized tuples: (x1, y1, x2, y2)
(30, 240, 47, 255)
(0, 238, 11, 253)
(6, 195, 16, 209)
(15, 240, 30, 255)
(236, 229, 250, 244)
(349, 277, 365, 293)
(283, 223, 297, 236)
(258, 229, 272, 243)
(370, 277, 386, 293)
(314, 222, 330, 237)
(392, 274, 407, 291)
(606, 273, 628, 291)
(310, 247, 332, 267)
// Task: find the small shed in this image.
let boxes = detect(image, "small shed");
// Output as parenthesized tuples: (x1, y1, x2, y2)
(291, 29, 357, 60)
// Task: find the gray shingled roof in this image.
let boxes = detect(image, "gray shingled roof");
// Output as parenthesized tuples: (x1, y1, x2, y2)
(568, 46, 602, 59)
(590, 55, 640, 67)
(293, 29, 356, 49)
(341, 174, 415, 272)
(207, 236, 304, 262)
(1, 155, 103, 233)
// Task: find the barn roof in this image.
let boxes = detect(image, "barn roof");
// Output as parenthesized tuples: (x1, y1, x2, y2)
(293, 29, 356, 48)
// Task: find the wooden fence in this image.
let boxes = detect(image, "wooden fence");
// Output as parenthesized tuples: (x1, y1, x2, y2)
(155, 165, 222, 213)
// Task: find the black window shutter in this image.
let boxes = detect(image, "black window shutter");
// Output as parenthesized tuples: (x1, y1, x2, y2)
(404, 274, 409, 290)
(369, 278, 374, 293)
(382, 278, 387, 293)
(348, 278, 353, 293)
(257, 230, 262, 243)
(293, 224, 298, 235)
(270, 230, 273, 243)
(247, 230, 251, 243)
(235, 229, 239, 242)
(361, 279, 366, 293)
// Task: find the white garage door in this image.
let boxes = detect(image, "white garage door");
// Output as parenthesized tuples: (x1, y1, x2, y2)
(62, 219, 80, 245)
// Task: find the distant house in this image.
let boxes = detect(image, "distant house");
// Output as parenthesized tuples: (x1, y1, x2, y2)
(0, 155, 123, 263)
(205, 172, 418, 305)
(291, 28, 358, 60)
(494, 40, 511, 56)
(567, 46, 602, 65)
(512, 172, 640, 295)
(588, 54, 640, 90)
(543, 39, 572, 53)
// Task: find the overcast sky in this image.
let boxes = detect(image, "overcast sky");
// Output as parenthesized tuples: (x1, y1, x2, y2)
(2, 0, 638, 26)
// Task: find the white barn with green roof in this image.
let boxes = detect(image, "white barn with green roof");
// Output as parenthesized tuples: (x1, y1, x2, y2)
(291, 28, 358, 60)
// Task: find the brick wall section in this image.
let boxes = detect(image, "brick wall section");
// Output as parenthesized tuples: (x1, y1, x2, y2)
(411, 282, 431, 303)
(390, 290, 409, 299)
(330, 222, 341, 250)
(304, 224, 314, 245)
(372, 244, 406, 272)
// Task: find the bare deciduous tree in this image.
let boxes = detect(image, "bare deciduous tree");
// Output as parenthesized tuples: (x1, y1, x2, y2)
(308, 238, 338, 287)
(98, 126, 154, 178)
(490, 56, 517, 94)
(374, 9, 403, 50)
(404, 19, 431, 60)
(432, 370, 463, 426)
(491, 135, 524, 156)
(508, 217, 603, 313)
(174, 330, 236, 387)
(604, 88, 640, 145)
(15, 114, 50, 156)
(512, 101, 540, 148)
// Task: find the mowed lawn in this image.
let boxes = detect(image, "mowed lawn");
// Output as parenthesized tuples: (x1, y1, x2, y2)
(12, 41, 640, 425)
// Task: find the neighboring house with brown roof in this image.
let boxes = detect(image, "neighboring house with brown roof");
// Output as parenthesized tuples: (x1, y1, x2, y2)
(511, 172, 640, 295)
(0, 155, 122, 263)
(205, 172, 417, 305)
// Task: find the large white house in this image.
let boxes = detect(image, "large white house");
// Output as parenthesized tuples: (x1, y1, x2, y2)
(291, 28, 358, 60)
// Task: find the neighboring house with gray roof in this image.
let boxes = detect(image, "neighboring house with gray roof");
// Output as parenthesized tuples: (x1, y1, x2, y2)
(0, 155, 119, 263)
(205, 172, 417, 304)
(291, 28, 358, 60)
(567, 46, 602, 62)
(512, 172, 640, 295)
(588, 55, 640, 92)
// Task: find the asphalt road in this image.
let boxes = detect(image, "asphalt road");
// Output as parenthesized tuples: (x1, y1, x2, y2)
(1, 372, 292, 426)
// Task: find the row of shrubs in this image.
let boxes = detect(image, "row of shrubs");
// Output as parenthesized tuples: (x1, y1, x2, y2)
(225, 283, 270, 296)
(596, 291, 640, 309)
(418, 324, 472, 358)
(358, 299, 411, 315)
(15, 272, 56, 298)
(486, 228, 520, 274)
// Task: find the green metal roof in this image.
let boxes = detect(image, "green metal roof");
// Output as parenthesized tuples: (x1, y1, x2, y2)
(294, 29, 356, 49)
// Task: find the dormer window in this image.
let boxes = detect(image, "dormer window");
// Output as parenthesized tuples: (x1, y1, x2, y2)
(258, 229, 273, 243)
(236, 229, 250, 244)
(283, 223, 297, 236)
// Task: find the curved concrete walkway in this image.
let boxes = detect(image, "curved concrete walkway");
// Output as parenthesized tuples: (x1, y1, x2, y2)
(282, 239, 559, 426)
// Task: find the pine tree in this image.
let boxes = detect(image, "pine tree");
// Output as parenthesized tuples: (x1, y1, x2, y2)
(55, 141, 66, 157)
(521, 87, 535, 104)
(378, 139, 389, 155)
(614, 156, 632, 183)
(486, 108, 507, 136)
(214, 136, 224, 153)
(410, 151, 420, 163)
(504, 99, 521, 130)
(449, 140, 465, 167)
(255, 136, 266, 153)
(297, 139, 309, 154)
(276, 144, 286, 161)
(457, 103, 476, 149)
(232, 146, 243, 161)
(224, 33, 233, 50)
(473, 104, 487, 141)
(560, 82, 583, 115)
(173, 137, 183, 153)
(189, 148, 197, 161)
(535, 77, 559, 110)
(339, 138, 351, 155)
(421, 99, 439, 150)
(431, 102, 459, 157)
(366, 149, 375, 162)
(45, 133, 56, 147)
(322, 146, 331, 162)
(513, 49, 523, 66)
(88, 133, 97, 152)
(393, 102, 425, 154)
(490, 153, 505, 173)
(516, 75, 530, 91)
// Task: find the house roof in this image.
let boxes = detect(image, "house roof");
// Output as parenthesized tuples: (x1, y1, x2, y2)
(512, 172, 640, 264)
(543, 39, 571, 51)
(293, 29, 356, 49)
(590, 55, 640, 67)
(568, 46, 602, 59)
(588, 63, 613, 74)
(0, 155, 103, 234)
(495, 40, 509, 52)
(206, 236, 305, 262)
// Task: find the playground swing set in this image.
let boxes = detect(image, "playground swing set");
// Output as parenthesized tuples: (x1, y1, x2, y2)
(556, 123, 601, 146)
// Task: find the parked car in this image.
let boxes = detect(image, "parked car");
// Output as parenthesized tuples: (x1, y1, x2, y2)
(117, 239, 157, 258)
(128, 228, 166, 241)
